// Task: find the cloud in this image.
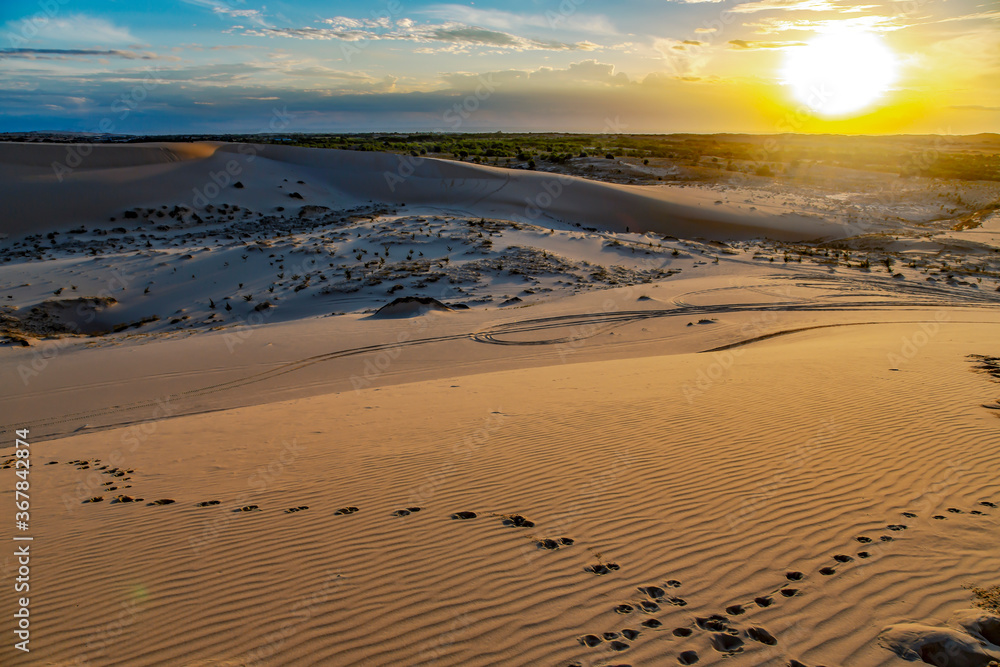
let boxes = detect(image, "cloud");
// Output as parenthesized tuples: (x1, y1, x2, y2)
(728, 39, 804, 48)
(417, 4, 619, 35)
(746, 15, 903, 34)
(3, 14, 139, 47)
(440, 60, 629, 89)
(0, 48, 157, 60)
(935, 10, 1000, 24)
(653, 38, 709, 78)
(729, 0, 875, 14)
(180, 0, 270, 27)
(243, 19, 600, 52)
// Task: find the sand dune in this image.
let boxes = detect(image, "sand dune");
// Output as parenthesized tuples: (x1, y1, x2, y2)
(1, 141, 998, 667)
(3, 323, 999, 666)
(0, 142, 850, 240)
(0, 141, 219, 169)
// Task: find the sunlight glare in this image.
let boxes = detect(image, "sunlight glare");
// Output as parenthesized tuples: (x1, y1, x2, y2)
(782, 30, 899, 118)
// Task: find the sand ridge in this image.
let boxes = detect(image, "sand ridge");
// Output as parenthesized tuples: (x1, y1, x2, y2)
(0, 141, 858, 240)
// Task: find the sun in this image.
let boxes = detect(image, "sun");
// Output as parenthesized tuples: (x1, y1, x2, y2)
(781, 30, 899, 118)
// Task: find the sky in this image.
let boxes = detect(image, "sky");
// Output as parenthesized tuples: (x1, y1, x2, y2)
(0, 0, 997, 135)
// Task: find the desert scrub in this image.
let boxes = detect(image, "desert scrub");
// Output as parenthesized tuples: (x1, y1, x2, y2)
(966, 584, 1000, 613)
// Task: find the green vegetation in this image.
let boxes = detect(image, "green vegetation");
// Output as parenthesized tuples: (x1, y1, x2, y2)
(7, 130, 998, 181)
(242, 132, 1000, 181)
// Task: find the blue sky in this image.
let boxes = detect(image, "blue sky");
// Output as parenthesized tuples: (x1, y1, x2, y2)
(1, 0, 997, 134)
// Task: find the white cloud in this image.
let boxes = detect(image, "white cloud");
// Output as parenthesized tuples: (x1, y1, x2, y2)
(418, 4, 619, 35)
(244, 19, 602, 52)
(730, 0, 875, 14)
(180, 0, 270, 28)
(935, 10, 1000, 24)
(440, 59, 630, 89)
(746, 15, 903, 33)
(727, 38, 805, 48)
(3, 14, 139, 47)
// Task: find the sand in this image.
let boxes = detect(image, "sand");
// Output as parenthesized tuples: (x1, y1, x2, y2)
(1, 142, 998, 666)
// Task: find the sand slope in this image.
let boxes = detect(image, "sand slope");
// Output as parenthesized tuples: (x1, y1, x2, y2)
(2, 323, 998, 666)
(0, 142, 850, 241)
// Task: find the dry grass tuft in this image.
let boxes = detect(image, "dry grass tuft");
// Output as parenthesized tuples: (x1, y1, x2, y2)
(966, 584, 1000, 613)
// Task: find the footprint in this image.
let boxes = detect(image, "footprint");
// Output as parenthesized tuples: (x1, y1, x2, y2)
(880, 535, 894, 542)
(786, 571, 804, 581)
(642, 619, 662, 629)
(933, 515, 946, 520)
(501, 514, 535, 528)
(886, 524, 907, 531)
(580, 634, 602, 647)
(537, 537, 575, 550)
(608, 640, 629, 651)
(197, 500, 221, 507)
(833, 554, 854, 563)
(755, 596, 773, 608)
(393, 507, 422, 516)
(666, 579, 682, 588)
(586, 562, 620, 575)
(614, 604, 634, 614)
(83, 496, 103, 503)
(710, 633, 745, 654)
(622, 628, 641, 640)
(696, 616, 732, 632)
(639, 600, 660, 613)
(148, 499, 176, 506)
(981, 501, 997, 508)
(235, 504, 260, 512)
(947, 508, 962, 514)
(640, 586, 665, 599)
(673, 627, 694, 637)
(451, 511, 477, 520)
(819, 567, 836, 576)
(285, 506, 309, 513)
(603, 631, 620, 641)
(902, 512, 917, 518)
(971, 510, 985, 516)
(746, 626, 778, 646)
(678, 650, 699, 665)
(858, 551, 871, 558)
(111, 495, 143, 504)
(334, 506, 359, 515)
(857, 536, 873, 543)
(666, 596, 688, 607)
(780, 589, 799, 598)
(726, 604, 745, 615)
